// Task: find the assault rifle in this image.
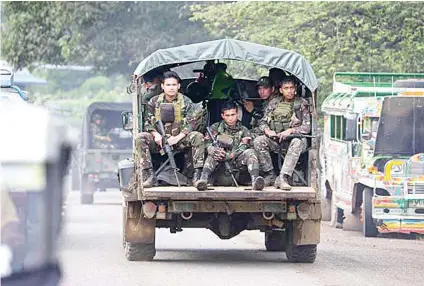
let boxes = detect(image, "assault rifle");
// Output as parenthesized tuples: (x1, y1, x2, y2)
(206, 126, 239, 187)
(156, 120, 181, 187)
(270, 132, 315, 142)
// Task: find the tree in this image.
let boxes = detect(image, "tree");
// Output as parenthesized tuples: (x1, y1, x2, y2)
(1, 1, 215, 74)
(190, 2, 424, 106)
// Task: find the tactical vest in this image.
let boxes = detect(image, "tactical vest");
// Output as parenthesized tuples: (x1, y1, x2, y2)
(154, 93, 186, 136)
(216, 121, 244, 151)
(268, 98, 303, 133)
(269, 100, 294, 133)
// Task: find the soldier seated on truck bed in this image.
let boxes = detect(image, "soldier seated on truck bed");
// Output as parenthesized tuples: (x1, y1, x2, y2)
(253, 76, 311, 190)
(135, 71, 205, 187)
(195, 101, 265, 191)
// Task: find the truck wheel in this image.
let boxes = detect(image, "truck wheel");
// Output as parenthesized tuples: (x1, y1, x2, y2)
(286, 244, 317, 263)
(265, 231, 287, 251)
(80, 176, 94, 205)
(125, 242, 156, 261)
(122, 206, 126, 249)
(363, 187, 378, 237)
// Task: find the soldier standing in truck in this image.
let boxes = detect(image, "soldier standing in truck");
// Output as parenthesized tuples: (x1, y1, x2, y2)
(135, 71, 205, 187)
(195, 101, 265, 191)
(253, 77, 311, 190)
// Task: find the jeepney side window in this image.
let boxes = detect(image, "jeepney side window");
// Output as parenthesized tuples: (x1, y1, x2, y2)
(330, 115, 347, 141)
(330, 115, 336, 138)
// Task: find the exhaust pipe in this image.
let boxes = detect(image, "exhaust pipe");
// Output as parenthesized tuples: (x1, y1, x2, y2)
(262, 212, 275, 220)
(181, 212, 193, 220)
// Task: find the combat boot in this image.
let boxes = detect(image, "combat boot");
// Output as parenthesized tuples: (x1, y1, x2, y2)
(142, 168, 157, 188)
(192, 168, 202, 186)
(276, 174, 292, 190)
(250, 170, 265, 191)
(251, 175, 265, 191)
(195, 168, 212, 191)
(263, 170, 277, 186)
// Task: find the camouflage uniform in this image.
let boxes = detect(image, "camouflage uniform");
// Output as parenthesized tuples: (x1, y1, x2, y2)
(195, 121, 264, 191)
(253, 96, 311, 189)
(90, 117, 112, 149)
(141, 83, 163, 104)
(135, 92, 205, 186)
(249, 91, 278, 139)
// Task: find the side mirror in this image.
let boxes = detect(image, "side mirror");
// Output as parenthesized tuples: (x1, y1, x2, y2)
(121, 111, 133, 131)
(344, 118, 357, 141)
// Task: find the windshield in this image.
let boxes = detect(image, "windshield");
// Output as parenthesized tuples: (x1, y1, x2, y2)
(89, 110, 132, 149)
(374, 97, 424, 156)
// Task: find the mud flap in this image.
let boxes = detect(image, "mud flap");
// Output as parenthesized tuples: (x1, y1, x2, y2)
(292, 219, 320, 245)
(124, 202, 156, 244)
(125, 217, 156, 244)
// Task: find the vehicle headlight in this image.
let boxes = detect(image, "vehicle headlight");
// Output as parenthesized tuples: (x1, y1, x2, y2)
(391, 164, 404, 176)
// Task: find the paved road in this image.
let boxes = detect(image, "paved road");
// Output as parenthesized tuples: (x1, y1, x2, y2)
(59, 191, 424, 286)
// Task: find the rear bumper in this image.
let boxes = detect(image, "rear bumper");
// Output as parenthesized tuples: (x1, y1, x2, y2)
(373, 196, 424, 234)
(376, 219, 424, 234)
(140, 186, 317, 201)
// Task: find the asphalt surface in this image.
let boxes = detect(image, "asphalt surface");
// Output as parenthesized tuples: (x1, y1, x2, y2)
(59, 191, 424, 286)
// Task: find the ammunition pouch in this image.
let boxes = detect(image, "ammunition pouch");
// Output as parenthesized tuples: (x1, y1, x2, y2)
(158, 103, 176, 123)
(217, 134, 234, 149)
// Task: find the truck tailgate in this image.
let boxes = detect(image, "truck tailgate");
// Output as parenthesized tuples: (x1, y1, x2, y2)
(142, 186, 316, 200)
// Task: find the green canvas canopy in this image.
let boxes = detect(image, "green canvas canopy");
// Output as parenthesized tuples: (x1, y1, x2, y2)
(133, 39, 319, 92)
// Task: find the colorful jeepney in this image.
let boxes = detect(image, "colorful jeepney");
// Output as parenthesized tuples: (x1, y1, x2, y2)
(320, 72, 424, 237)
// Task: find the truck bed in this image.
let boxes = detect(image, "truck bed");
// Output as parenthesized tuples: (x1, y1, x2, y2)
(142, 186, 316, 200)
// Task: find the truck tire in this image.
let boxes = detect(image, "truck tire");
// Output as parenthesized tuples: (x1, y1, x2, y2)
(122, 206, 126, 249)
(125, 242, 156, 261)
(363, 187, 378, 237)
(80, 176, 94, 205)
(265, 231, 287, 251)
(286, 244, 317, 263)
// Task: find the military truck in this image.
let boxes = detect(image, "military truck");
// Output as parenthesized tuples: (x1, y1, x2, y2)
(320, 72, 424, 236)
(72, 102, 132, 204)
(119, 39, 321, 262)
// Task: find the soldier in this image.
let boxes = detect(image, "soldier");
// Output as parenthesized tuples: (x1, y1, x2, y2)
(253, 76, 311, 190)
(195, 101, 265, 191)
(90, 113, 112, 148)
(135, 71, 205, 187)
(243, 76, 278, 138)
(141, 69, 164, 103)
(269, 68, 287, 89)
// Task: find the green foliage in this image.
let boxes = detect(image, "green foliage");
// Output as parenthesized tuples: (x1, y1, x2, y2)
(29, 70, 131, 127)
(1, 1, 215, 74)
(190, 2, 424, 109)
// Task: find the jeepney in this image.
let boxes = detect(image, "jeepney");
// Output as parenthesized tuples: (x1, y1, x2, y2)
(320, 72, 424, 236)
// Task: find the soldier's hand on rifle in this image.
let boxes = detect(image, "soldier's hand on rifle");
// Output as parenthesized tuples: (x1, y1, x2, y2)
(243, 100, 254, 113)
(241, 136, 252, 145)
(154, 133, 163, 148)
(265, 128, 277, 138)
(105, 135, 112, 142)
(212, 147, 226, 161)
(167, 133, 185, 146)
(224, 152, 235, 161)
(278, 128, 294, 143)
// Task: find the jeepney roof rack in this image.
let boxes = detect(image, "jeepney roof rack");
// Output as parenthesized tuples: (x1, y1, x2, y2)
(332, 72, 424, 94)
